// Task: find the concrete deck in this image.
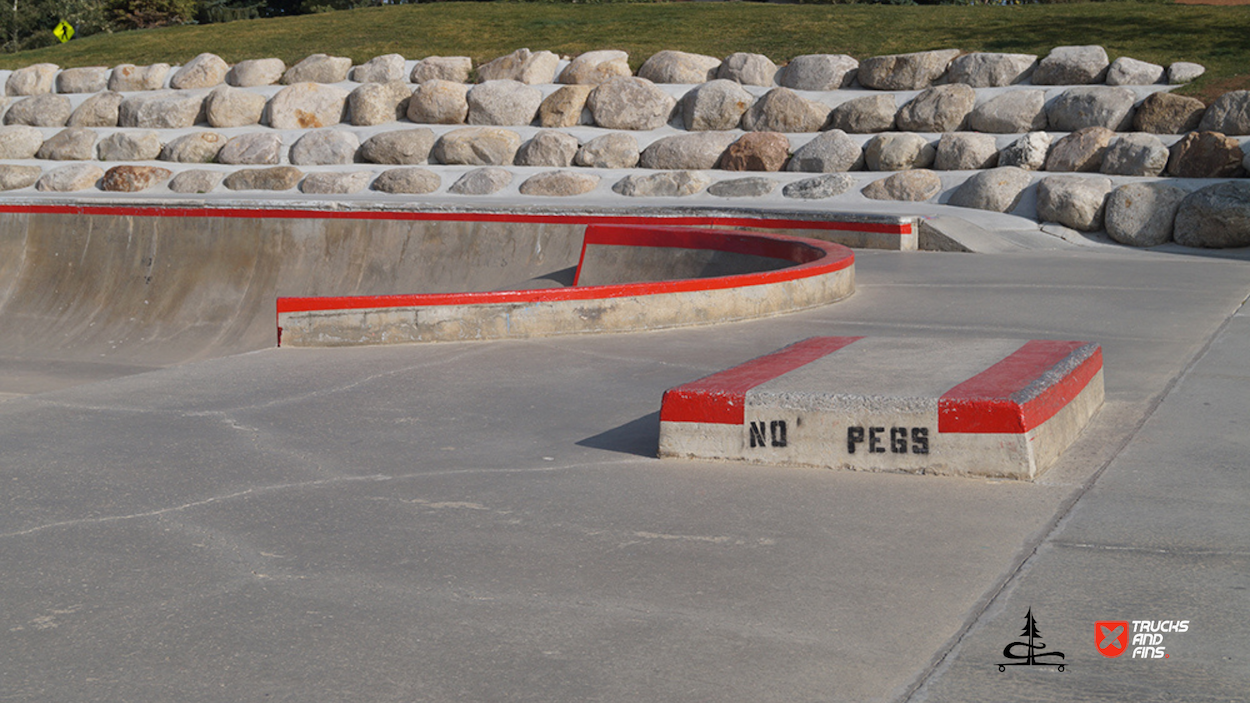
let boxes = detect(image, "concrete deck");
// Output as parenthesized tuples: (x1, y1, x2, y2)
(0, 227, 1247, 700)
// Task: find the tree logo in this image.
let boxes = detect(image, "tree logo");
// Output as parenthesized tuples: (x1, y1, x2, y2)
(998, 608, 1066, 671)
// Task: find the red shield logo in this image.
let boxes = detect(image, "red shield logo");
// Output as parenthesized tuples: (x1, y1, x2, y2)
(1096, 620, 1129, 658)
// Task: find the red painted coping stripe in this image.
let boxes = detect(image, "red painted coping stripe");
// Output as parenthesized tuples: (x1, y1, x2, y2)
(660, 337, 865, 425)
(0, 204, 912, 235)
(573, 223, 825, 286)
(276, 227, 853, 314)
(939, 341, 1103, 434)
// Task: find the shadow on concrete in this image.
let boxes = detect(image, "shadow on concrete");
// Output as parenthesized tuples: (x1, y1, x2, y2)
(577, 411, 660, 458)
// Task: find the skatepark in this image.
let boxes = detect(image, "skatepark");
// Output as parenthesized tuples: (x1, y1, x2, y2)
(0, 44, 1247, 701)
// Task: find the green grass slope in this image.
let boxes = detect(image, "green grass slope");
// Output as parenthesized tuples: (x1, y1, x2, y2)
(3, 2, 1247, 100)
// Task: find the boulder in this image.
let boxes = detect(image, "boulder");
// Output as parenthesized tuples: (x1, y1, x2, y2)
(170, 53, 229, 89)
(56, 66, 108, 94)
(1168, 62, 1205, 85)
(411, 57, 473, 84)
(1166, 130, 1243, 178)
(613, 171, 711, 197)
(518, 171, 600, 197)
(36, 163, 103, 192)
(637, 51, 721, 84)
(947, 167, 1033, 213)
(67, 92, 123, 127)
(967, 90, 1047, 133)
(1044, 126, 1115, 172)
(1106, 56, 1163, 86)
(0, 165, 42, 190)
(1046, 86, 1136, 132)
(289, 130, 360, 165)
(856, 49, 961, 90)
(282, 54, 352, 84)
(35, 128, 96, 160)
(1036, 175, 1113, 231)
(431, 127, 521, 165)
(708, 177, 777, 198)
(467, 80, 542, 126)
(118, 91, 204, 129)
(223, 166, 303, 191)
(998, 131, 1052, 171)
(98, 130, 162, 161)
(477, 49, 559, 85)
(159, 131, 227, 163)
(863, 132, 934, 172)
(718, 52, 778, 87)
(782, 173, 855, 200)
(1133, 91, 1205, 134)
(449, 167, 512, 195)
(358, 129, 436, 164)
(1198, 91, 1250, 136)
(4, 94, 71, 127)
(574, 133, 639, 169)
(721, 132, 790, 171)
(861, 169, 942, 202)
(538, 85, 592, 128)
(0, 125, 43, 159)
(558, 50, 631, 85)
(1105, 182, 1187, 247)
(933, 132, 999, 171)
(786, 130, 863, 172)
(739, 87, 828, 133)
(514, 130, 579, 167)
(6, 63, 58, 95)
(826, 94, 896, 133)
(639, 132, 737, 170)
(227, 58, 285, 87)
(407, 79, 470, 124)
(1173, 181, 1250, 248)
(1100, 133, 1168, 177)
(946, 53, 1037, 88)
(681, 79, 754, 131)
(351, 54, 406, 83)
(108, 63, 170, 92)
(267, 83, 348, 129)
(372, 167, 441, 194)
(204, 85, 266, 128)
(1032, 45, 1109, 85)
(348, 81, 412, 126)
(587, 77, 675, 130)
(100, 165, 171, 192)
(301, 171, 371, 195)
(216, 132, 283, 165)
(895, 84, 975, 133)
(168, 169, 224, 194)
(780, 54, 858, 91)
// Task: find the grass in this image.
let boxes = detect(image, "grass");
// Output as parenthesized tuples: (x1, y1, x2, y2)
(2, 2, 1248, 101)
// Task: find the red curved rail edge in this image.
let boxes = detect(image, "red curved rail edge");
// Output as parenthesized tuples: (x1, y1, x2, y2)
(275, 224, 855, 345)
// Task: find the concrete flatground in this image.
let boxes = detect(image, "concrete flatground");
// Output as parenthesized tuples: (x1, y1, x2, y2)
(0, 242, 1247, 701)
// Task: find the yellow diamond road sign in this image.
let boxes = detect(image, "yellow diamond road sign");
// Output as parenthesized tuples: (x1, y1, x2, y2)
(53, 20, 73, 43)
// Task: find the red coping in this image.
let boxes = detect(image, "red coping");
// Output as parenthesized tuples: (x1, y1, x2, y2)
(276, 225, 853, 314)
(660, 337, 865, 425)
(661, 337, 1102, 434)
(0, 203, 912, 234)
(938, 340, 1103, 434)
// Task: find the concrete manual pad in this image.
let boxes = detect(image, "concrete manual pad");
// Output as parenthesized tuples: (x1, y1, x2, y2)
(660, 336, 1104, 479)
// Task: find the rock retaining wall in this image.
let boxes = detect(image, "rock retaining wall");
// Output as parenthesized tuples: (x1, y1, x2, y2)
(0, 46, 1245, 249)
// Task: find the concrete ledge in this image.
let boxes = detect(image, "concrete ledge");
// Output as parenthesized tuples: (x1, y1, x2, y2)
(277, 225, 856, 346)
(659, 336, 1104, 479)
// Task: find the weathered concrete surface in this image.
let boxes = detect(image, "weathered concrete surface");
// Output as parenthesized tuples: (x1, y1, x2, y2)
(0, 224, 1246, 703)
